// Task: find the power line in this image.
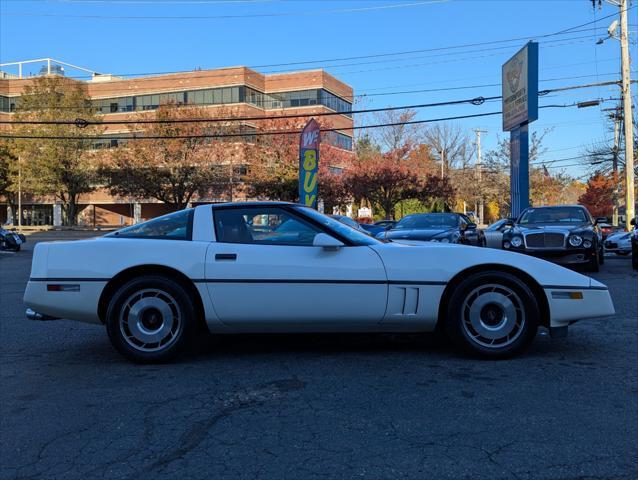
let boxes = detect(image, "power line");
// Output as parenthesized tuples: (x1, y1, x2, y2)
(5, 75, 632, 113)
(0, 111, 506, 140)
(0, 0, 450, 19)
(0, 103, 596, 140)
(5, 84, 620, 125)
(1, 95, 498, 125)
(0, 33, 600, 97)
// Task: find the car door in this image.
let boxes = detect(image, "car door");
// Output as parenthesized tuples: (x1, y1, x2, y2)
(205, 205, 388, 329)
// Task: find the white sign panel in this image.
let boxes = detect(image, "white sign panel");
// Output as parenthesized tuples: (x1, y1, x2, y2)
(502, 42, 538, 132)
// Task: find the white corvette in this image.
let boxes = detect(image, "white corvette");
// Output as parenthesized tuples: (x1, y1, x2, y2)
(24, 202, 615, 363)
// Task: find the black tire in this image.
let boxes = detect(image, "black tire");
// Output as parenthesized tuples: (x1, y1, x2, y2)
(632, 244, 638, 270)
(105, 275, 196, 363)
(598, 246, 605, 265)
(585, 251, 600, 272)
(12, 244, 21, 252)
(445, 271, 539, 359)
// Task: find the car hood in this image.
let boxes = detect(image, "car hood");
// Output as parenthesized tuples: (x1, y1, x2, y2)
(370, 241, 605, 289)
(512, 223, 591, 234)
(383, 227, 457, 240)
(605, 232, 630, 242)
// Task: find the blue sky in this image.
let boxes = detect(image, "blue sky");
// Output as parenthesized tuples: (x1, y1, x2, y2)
(1, 0, 636, 179)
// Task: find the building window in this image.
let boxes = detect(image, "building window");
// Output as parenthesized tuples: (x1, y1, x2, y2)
(90, 86, 352, 116)
(324, 131, 353, 151)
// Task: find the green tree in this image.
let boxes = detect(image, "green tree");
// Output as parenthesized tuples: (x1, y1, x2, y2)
(12, 76, 102, 226)
(0, 141, 18, 219)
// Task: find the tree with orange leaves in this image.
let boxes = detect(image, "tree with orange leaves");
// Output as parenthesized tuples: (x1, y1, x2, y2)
(578, 171, 615, 218)
(245, 116, 353, 204)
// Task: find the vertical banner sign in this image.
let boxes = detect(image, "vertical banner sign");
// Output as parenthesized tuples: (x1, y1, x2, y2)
(502, 41, 538, 218)
(299, 118, 320, 208)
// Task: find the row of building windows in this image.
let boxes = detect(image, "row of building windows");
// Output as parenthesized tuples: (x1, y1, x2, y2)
(90, 87, 353, 117)
(2, 87, 354, 116)
(91, 128, 353, 151)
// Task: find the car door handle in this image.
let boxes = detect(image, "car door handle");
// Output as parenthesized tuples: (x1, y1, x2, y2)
(215, 253, 237, 261)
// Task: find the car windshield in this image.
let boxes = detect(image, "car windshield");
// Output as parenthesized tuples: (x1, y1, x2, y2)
(294, 207, 380, 246)
(332, 215, 359, 229)
(394, 214, 459, 230)
(518, 207, 589, 225)
(486, 219, 508, 232)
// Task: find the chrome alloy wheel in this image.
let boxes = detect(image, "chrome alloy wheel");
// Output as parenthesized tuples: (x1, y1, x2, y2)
(119, 289, 182, 352)
(461, 283, 526, 348)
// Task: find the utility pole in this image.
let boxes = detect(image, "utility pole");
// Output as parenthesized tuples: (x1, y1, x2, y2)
(611, 108, 622, 226)
(593, 0, 635, 228)
(474, 129, 487, 224)
(619, 0, 635, 229)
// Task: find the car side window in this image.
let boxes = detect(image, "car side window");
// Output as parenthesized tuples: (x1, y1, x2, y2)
(214, 207, 323, 246)
(108, 209, 193, 240)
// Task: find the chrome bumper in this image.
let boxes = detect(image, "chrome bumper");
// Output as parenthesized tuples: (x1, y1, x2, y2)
(26, 308, 60, 321)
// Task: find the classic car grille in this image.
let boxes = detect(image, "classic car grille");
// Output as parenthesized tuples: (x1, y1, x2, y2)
(525, 232, 565, 248)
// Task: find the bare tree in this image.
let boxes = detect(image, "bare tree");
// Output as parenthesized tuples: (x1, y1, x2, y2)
(372, 109, 423, 159)
(423, 123, 475, 175)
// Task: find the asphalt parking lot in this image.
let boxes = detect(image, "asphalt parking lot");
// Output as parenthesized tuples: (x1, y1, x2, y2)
(1, 232, 637, 480)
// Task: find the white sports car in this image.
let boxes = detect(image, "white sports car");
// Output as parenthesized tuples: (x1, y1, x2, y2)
(24, 202, 615, 363)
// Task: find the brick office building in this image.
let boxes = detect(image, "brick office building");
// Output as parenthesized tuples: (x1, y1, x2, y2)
(0, 59, 355, 227)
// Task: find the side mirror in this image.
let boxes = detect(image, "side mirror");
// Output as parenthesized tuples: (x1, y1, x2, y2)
(596, 217, 608, 224)
(630, 218, 636, 226)
(313, 233, 344, 250)
(504, 219, 515, 227)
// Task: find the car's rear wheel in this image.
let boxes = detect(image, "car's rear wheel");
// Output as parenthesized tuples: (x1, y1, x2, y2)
(105, 275, 196, 363)
(445, 271, 539, 359)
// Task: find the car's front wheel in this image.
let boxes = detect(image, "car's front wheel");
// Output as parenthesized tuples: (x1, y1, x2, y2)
(445, 271, 539, 359)
(585, 251, 600, 272)
(105, 275, 196, 363)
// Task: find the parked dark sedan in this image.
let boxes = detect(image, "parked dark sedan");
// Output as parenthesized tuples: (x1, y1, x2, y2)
(502, 205, 604, 272)
(359, 220, 397, 236)
(378, 213, 485, 246)
(0, 228, 26, 251)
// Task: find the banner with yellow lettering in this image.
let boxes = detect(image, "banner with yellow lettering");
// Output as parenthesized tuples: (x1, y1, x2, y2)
(299, 118, 320, 209)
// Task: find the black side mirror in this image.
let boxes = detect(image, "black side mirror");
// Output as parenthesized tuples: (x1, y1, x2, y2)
(504, 219, 515, 227)
(466, 222, 477, 230)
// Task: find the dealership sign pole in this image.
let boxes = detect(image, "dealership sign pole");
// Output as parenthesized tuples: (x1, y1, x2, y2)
(299, 118, 320, 209)
(502, 42, 538, 218)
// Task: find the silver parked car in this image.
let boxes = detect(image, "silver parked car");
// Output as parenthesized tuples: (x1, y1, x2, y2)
(604, 230, 632, 256)
(484, 219, 512, 249)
